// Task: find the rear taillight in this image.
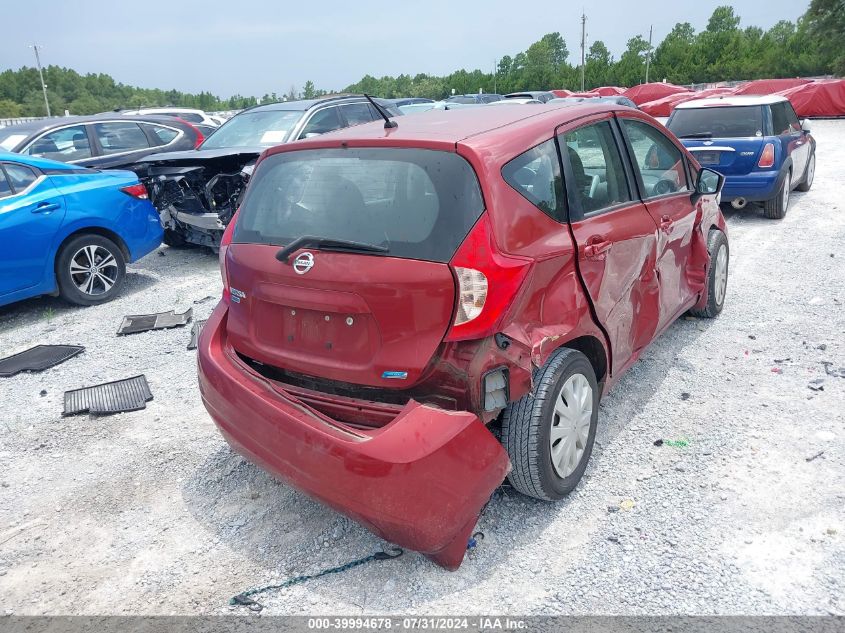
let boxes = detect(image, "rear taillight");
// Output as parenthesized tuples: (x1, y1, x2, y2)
(176, 117, 205, 148)
(445, 215, 531, 342)
(758, 143, 775, 168)
(219, 210, 239, 303)
(120, 183, 149, 199)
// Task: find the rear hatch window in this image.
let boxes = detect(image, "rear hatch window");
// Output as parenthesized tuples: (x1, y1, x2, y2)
(234, 147, 485, 262)
(668, 106, 764, 138)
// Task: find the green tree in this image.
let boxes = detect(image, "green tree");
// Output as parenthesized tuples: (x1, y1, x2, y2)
(804, 0, 845, 74)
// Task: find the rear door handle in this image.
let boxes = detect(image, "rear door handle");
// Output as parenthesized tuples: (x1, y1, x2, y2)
(584, 239, 612, 259)
(660, 215, 674, 233)
(33, 202, 60, 214)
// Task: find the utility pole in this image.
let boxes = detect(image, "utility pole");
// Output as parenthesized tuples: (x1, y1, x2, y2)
(580, 12, 586, 92)
(645, 25, 653, 84)
(493, 59, 497, 94)
(29, 44, 51, 117)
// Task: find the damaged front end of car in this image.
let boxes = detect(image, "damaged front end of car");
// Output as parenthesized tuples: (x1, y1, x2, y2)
(133, 150, 261, 248)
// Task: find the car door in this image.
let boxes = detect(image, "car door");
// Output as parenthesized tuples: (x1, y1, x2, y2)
(87, 121, 154, 169)
(0, 162, 66, 296)
(618, 116, 700, 329)
(22, 124, 94, 165)
(557, 114, 661, 377)
(782, 101, 809, 185)
(339, 102, 378, 129)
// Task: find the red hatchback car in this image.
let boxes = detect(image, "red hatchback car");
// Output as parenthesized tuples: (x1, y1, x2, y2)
(197, 103, 728, 570)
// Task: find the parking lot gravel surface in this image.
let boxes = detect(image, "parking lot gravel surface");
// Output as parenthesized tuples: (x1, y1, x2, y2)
(0, 121, 843, 616)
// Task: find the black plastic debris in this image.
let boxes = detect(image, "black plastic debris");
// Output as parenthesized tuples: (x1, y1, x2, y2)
(0, 345, 84, 377)
(117, 308, 192, 336)
(187, 319, 208, 350)
(808, 378, 825, 391)
(63, 375, 153, 416)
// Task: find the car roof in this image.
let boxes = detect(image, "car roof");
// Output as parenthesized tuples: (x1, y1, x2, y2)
(675, 95, 788, 109)
(243, 94, 391, 114)
(0, 114, 192, 136)
(0, 150, 81, 170)
(277, 102, 623, 153)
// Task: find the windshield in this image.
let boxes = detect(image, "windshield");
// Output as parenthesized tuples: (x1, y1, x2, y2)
(668, 106, 764, 138)
(0, 132, 28, 151)
(234, 148, 485, 263)
(199, 109, 303, 149)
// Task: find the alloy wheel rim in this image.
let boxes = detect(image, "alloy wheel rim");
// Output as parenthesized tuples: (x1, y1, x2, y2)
(549, 373, 593, 479)
(69, 245, 118, 296)
(714, 243, 728, 306)
(807, 156, 815, 187)
(782, 178, 790, 210)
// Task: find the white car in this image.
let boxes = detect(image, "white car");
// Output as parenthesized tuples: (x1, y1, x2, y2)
(118, 107, 220, 127)
(488, 98, 542, 105)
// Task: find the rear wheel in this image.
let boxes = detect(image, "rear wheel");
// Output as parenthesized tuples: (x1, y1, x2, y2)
(763, 170, 791, 219)
(690, 229, 728, 318)
(56, 234, 126, 306)
(501, 348, 599, 501)
(796, 152, 815, 192)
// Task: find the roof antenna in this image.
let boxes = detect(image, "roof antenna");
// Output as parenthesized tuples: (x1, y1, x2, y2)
(364, 94, 398, 129)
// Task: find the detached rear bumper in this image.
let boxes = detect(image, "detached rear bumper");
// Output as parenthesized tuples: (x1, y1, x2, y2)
(197, 302, 510, 570)
(721, 171, 780, 202)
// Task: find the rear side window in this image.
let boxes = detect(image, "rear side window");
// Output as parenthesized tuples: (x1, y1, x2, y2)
(560, 121, 631, 214)
(502, 139, 565, 221)
(772, 101, 801, 135)
(340, 103, 376, 127)
(3, 164, 38, 192)
(147, 124, 180, 145)
(621, 119, 690, 197)
(668, 106, 764, 138)
(167, 112, 203, 123)
(94, 122, 150, 155)
(235, 148, 485, 263)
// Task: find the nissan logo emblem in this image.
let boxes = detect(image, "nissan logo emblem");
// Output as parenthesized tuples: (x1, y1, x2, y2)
(293, 252, 315, 274)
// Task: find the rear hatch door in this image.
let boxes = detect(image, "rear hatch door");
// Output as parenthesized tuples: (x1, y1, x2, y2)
(224, 146, 486, 388)
(668, 104, 766, 175)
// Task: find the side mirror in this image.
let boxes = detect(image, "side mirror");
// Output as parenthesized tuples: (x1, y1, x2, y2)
(696, 167, 724, 195)
(801, 119, 811, 133)
(303, 132, 321, 139)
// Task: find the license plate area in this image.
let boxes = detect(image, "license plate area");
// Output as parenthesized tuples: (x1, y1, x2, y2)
(696, 151, 720, 165)
(255, 303, 378, 363)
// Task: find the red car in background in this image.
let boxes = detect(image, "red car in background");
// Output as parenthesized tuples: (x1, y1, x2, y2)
(197, 103, 728, 570)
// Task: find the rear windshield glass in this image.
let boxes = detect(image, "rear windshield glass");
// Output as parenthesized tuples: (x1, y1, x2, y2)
(668, 106, 764, 138)
(234, 148, 485, 263)
(200, 110, 302, 149)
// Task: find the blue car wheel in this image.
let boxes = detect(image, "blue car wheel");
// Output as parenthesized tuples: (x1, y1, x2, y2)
(56, 234, 127, 306)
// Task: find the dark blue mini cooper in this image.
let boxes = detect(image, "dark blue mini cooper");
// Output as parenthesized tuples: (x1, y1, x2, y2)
(667, 95, 815, 219)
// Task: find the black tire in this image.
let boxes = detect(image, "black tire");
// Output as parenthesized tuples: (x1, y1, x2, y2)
(56, 234, 126, 306)
(690, 229, 729, 319)
(763, 170, 791, 219)
(501, 348, 599, 501)
(163, 229, 187, 247)
(796, 151, 815, 192)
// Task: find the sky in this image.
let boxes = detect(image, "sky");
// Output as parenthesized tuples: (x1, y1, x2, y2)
(2, 0, 805, 98)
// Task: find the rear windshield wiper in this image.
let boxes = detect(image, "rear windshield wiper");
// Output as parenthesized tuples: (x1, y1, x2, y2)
(678, 132, 713, 138)
(275, 235, 389, 263)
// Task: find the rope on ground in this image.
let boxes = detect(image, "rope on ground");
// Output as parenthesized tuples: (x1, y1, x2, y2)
(229, 547, 404, 612)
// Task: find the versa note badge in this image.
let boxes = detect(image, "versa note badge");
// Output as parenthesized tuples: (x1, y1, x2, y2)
(293, 252, 315, 275)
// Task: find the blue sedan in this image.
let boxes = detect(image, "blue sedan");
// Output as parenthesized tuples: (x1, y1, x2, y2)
(0, 152, 163, 308)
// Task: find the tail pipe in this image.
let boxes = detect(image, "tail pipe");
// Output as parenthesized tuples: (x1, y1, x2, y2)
(731, 197, 747, 210)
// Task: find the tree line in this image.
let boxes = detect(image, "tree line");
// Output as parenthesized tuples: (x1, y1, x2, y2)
(0, 1, 841, 118)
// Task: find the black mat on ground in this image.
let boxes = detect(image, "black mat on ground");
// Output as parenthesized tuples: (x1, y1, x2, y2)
(187, 319, 208, 350)
(63, 375, 153, 416)
(0, 345, 85, 377)
(117, 308, 192, 336)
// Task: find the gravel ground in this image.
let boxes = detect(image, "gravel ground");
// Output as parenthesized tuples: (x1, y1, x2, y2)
(0, 121, 843, 617)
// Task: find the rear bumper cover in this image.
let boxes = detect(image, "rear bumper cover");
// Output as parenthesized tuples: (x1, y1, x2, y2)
(721, 171, 780, 202)
(197, 302, 510, 570)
